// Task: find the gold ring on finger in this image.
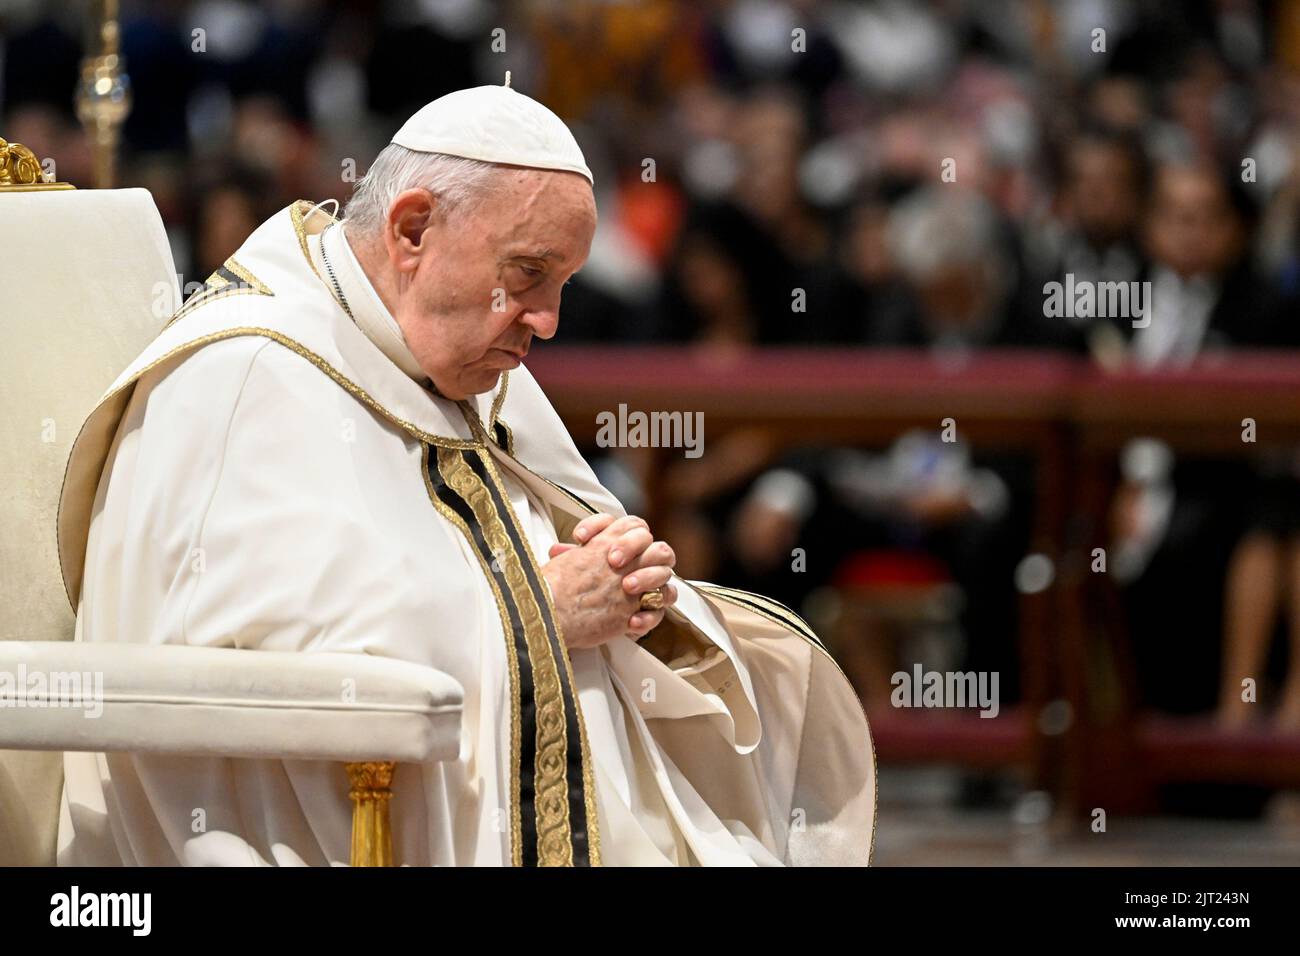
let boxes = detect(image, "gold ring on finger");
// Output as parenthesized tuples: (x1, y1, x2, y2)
(638, 588, 665, 611)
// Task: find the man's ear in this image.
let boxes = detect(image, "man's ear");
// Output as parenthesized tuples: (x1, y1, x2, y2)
(384, 189, 438, 274)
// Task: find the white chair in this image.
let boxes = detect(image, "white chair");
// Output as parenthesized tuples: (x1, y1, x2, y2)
(0, 183, 463, 865)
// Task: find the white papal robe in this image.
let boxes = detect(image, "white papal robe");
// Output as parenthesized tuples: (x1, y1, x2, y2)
(54, 201, 876, 866)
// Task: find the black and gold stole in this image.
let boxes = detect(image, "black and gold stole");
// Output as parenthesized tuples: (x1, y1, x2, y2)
(420, 422, 600, 866)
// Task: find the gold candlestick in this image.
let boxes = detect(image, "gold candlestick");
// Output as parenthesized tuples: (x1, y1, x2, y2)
(75, 0, 132, 189)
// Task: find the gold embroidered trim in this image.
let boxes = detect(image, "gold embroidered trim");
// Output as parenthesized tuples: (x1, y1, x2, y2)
(162, 256, 275, 330)
(488, 370, 509, 429)
(58, 326, 483, 609)
(79, 327, 479, 466)
(454, 401, 601, 865)
(473, 441, 602, 867)
(434, 442, 583, 866)
(290, 199, 337, 280)
(484, 372, 515, 453)
(217, 329, 478, 446)
(222, 256, 274, 294)
(419, 444, 524, 865)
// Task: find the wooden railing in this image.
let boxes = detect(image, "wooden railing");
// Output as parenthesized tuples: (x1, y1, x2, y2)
(527, 346, 1300, 817)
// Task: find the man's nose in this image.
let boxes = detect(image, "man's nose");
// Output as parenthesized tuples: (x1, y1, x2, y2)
(520, 306, 559, 340)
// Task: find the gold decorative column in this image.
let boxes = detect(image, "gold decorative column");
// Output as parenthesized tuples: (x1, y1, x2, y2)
(346, 761, 397, 866)
(75, 0, 132, 189)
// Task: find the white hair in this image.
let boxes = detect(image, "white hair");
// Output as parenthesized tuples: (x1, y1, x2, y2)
(889, 187, 1009, 284)
(342, 144, 505, 235)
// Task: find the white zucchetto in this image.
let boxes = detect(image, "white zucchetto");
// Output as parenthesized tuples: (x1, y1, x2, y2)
(390, 84, 593, 184)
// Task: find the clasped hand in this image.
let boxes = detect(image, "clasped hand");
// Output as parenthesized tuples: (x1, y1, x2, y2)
(540, 513, 678, 649)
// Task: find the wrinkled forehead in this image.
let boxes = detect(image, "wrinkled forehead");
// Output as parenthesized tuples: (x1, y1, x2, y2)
(499, 166, 595, 212)
(480, 169, 597, 251)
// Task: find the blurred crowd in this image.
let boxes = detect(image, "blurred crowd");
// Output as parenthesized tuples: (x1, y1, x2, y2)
(6, 0, 1300, 733)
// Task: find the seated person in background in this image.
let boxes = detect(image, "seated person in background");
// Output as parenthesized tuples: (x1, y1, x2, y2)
(1028, 124, 1151, 359)
(879, 186, 1080, 352)
(1216, 448, 1300, 730)
(1109, 158, 1294, 718)
(1130, 159, 1291, 362)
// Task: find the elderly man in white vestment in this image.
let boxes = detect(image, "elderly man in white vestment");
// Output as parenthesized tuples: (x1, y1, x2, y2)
(55, 84, 876, 866)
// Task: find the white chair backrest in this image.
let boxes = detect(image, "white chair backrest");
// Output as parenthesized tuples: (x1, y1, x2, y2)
(0, 187, 176, 865)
